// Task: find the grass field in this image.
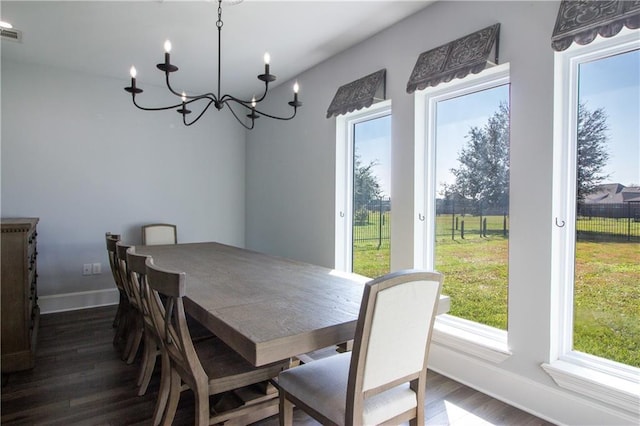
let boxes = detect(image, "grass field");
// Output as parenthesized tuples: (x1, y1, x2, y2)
(352, 214, 639, 367)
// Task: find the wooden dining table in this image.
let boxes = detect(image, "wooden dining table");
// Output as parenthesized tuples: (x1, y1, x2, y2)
(134, 242, 449, 367)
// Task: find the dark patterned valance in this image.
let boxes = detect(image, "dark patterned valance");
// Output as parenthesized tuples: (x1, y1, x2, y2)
(326, 69, 386, 118)
(552, 1, 640, 51)
(406, 24, 500, 94)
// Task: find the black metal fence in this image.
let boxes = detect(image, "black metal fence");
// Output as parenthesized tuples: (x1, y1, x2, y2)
(577, 202, 640, 242)
(436, 198, 509, 240)
(350, 199, 639, 244)
(353, 197, 391, 248)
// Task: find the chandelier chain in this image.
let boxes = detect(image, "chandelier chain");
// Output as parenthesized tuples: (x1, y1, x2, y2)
(216, 0, 223, 29)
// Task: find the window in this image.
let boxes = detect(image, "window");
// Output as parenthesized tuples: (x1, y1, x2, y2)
(336, 101, 391, 277)
(414, 64, 511, 361)
(546, 29, 639, 411)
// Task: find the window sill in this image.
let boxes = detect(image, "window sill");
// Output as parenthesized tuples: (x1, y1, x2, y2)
(542, 359, 640, 415)
(432, 315, 511, 363)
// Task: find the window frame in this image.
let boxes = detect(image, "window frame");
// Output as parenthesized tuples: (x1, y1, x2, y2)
(544, 28, 640, 413)
(413, 63, 511, 362)
(335, 100, 392, 273)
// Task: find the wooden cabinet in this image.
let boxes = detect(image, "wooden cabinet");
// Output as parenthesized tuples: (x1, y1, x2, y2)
(1, 218, 40, 373)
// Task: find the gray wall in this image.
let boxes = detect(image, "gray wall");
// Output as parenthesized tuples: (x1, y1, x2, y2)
(246, 1, 633, 425)
(1, 61, 246, 306)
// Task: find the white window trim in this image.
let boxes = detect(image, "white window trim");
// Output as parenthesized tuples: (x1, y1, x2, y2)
(413, 63, 511, 363)
(546, 28, 640, 415)
(335, 100, 391, 273)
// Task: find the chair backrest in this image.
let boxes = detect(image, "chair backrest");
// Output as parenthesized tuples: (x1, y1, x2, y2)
(106, 233, 123, 291)
(115, 242, 138, 309)
(145, 257, 206, 389)
(141, 223, 177, 245)
(126, 248, 155, 331)
(346, 270, 443, 423)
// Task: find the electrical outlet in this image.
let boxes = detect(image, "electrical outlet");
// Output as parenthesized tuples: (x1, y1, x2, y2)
(82, 264, 92, 276)
(92, 262, 102, 274)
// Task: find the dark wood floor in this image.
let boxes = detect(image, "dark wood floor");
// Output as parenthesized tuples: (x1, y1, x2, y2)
(1, 306, 554, 425)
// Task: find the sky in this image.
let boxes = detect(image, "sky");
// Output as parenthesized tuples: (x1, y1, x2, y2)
(579, 48, 639, 187)
(354, 114, 392, 197)
(351, 47, 639, 199)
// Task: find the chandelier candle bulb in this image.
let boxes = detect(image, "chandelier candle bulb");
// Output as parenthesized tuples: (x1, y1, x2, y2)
(157, 39, 178, 73)
(246, 95, 260, 120)
(289, 81, 301, 107)
(264, 52, 271, 75)
(130, 66, 137, 90)
(177, 91, 191, 116)
(164, 40, 171, 68)
(124, 66, 143, 94)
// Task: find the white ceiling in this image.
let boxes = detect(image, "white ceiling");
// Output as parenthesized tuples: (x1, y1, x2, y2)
(1, 1, 434, 98)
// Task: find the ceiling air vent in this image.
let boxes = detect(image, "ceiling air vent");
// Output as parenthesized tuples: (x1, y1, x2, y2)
(1, 27, 22, 42)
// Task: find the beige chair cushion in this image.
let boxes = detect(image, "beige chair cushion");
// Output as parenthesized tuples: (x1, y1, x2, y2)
(363, 280, 439, 391)
(143, 225, 176, 245)
(278, 352, 417, 425)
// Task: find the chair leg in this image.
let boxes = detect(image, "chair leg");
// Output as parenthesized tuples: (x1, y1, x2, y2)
(136, 332, 151, 386)
(137, 334, 159, 395)
(125, 317, 144, 364)
(161, 368, 181, 426)
(279, 391, 294, 426)
(122, 312, 136, 361)
(113, 296, 129, 347)
(193, 384, 210, 426)
(411, 378, 424, 426)
(112, 293, 124, 328)
(152, 352, 171, 426)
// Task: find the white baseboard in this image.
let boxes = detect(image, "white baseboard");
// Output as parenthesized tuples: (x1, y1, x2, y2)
(39, 288, 119, 314)
(429, 343, 638, 426)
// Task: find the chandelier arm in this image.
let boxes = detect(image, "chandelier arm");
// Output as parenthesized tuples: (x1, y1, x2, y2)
(226, 102, 256, 130)
(183, 94, 216, 105)
(183, 98, 217, 126)
(132, 95, 185, 112)
(225, 97, 298, 121)
(164, 72, 219, 102)
(251, 105, 299, 121)
(219, 82, 270, 106)
(164, 72, 185, 98)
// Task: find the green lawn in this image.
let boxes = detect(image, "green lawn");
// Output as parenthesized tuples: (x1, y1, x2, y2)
(352, 215, 639, 367)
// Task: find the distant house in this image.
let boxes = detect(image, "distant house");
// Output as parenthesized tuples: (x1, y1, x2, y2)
(582, 183, 640, 219)
(585, 183, 640, 203)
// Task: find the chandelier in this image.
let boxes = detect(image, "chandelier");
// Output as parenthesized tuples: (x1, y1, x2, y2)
(124, 0, 302, 129)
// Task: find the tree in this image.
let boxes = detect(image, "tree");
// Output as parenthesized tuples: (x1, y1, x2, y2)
(450, 102, 510, 212)
(576, 103, 610, 202)
(448, 101, 610, 209)
(354, 153, 381, 214)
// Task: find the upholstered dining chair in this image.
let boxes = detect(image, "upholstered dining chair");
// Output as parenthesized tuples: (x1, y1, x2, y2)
(141, 223, 177, 245)
(277, 269, 443, 426)
(105, 233, 129, 349)
(145, 257, 290, 426)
